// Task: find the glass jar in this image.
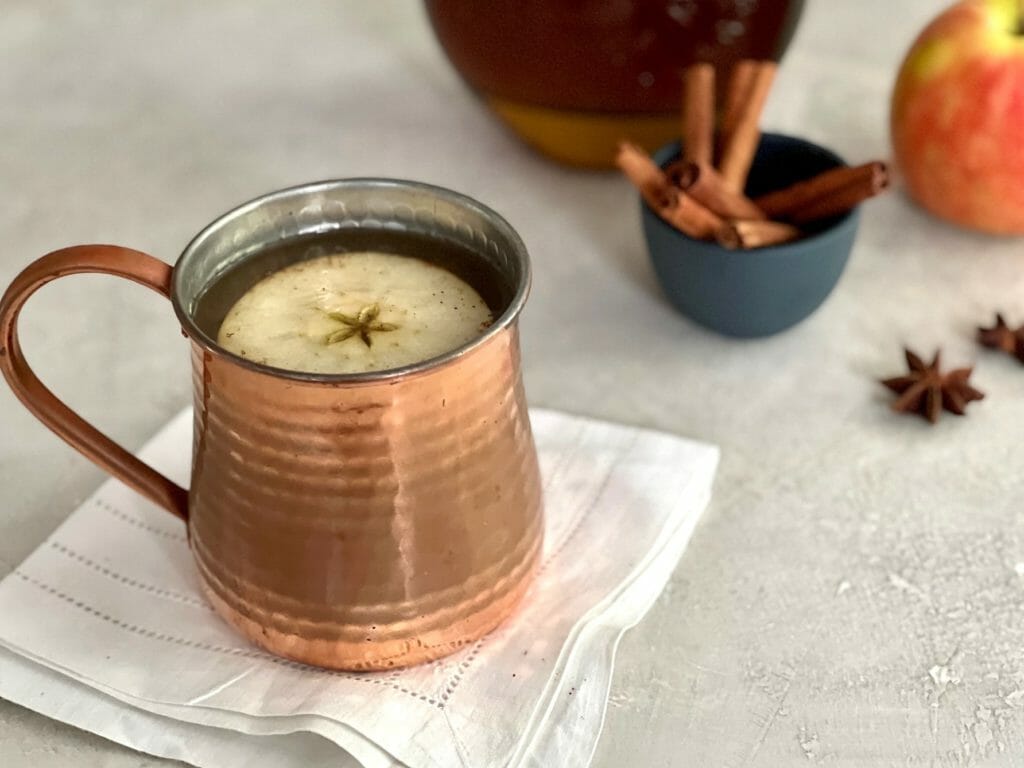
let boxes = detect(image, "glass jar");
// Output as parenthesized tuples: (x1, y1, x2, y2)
(426, 0, 805, 167)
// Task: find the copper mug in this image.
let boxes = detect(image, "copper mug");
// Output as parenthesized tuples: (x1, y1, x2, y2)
(0, 179, 544, 670)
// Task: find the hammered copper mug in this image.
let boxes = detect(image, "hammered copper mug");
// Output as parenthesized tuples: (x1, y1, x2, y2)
(0, 179, 544, 670)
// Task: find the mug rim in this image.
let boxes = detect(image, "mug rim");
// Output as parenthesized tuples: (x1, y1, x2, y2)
(170, 178, 531, 384)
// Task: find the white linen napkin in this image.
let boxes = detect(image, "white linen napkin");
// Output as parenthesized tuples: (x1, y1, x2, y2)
(0, 407, 718, 768)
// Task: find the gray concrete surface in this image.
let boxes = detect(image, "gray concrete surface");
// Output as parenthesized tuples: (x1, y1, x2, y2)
(5, 1, 1024, 765)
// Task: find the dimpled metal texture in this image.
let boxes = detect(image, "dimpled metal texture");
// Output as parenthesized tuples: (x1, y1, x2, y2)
(176, 180, 544, 670)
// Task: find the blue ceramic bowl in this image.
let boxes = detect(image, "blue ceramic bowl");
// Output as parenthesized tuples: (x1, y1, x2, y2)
(642, 133, 860, 338)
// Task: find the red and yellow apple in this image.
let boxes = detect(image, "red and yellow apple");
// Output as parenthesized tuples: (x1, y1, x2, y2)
(891, 0, 1024, 234)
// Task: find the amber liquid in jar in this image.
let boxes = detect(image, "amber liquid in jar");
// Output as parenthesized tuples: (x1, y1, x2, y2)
(426, 0, 804, 167)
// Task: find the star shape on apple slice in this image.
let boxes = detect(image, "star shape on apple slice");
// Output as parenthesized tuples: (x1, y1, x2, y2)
(323, 303, 398, 348)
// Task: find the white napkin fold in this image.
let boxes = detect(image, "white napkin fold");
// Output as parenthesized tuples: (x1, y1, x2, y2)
(0, 407, 718, 768)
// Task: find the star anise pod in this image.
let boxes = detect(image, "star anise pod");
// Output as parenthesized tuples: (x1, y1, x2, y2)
(880, 349, 984, 424)
(323, 303, 398, 348)
(977, 313, 1024, 364)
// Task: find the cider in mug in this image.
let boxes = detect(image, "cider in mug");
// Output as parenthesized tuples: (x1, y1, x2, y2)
(194, 226, 510, 376)
(218, 251, 493, 375)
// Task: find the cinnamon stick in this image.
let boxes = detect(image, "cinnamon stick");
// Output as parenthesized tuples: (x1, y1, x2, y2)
(615, 141, 677, 210)
(664, 190, 724, 239)
(681, 62, 715, 166)
(717, 61, 777, 193)
(787, 172, 889, 224)
(716, 219, 802, 250)
(670, 160, 766, 220)
(754, 162, 890, 221)
(719, 59, 756, 158)
(615, 142, 722, 239)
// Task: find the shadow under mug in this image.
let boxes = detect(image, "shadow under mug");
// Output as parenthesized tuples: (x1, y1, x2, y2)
(0, 179, 545, 671)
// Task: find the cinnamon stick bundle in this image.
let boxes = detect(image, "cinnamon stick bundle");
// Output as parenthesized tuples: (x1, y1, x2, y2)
(681, 63, 715, 167)
(754, 162, 890, 222)
(718, 61, 776, 193)
(615, 63, 890, 250)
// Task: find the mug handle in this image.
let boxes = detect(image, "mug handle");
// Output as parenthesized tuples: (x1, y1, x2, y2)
(0, 245, 189, 522)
